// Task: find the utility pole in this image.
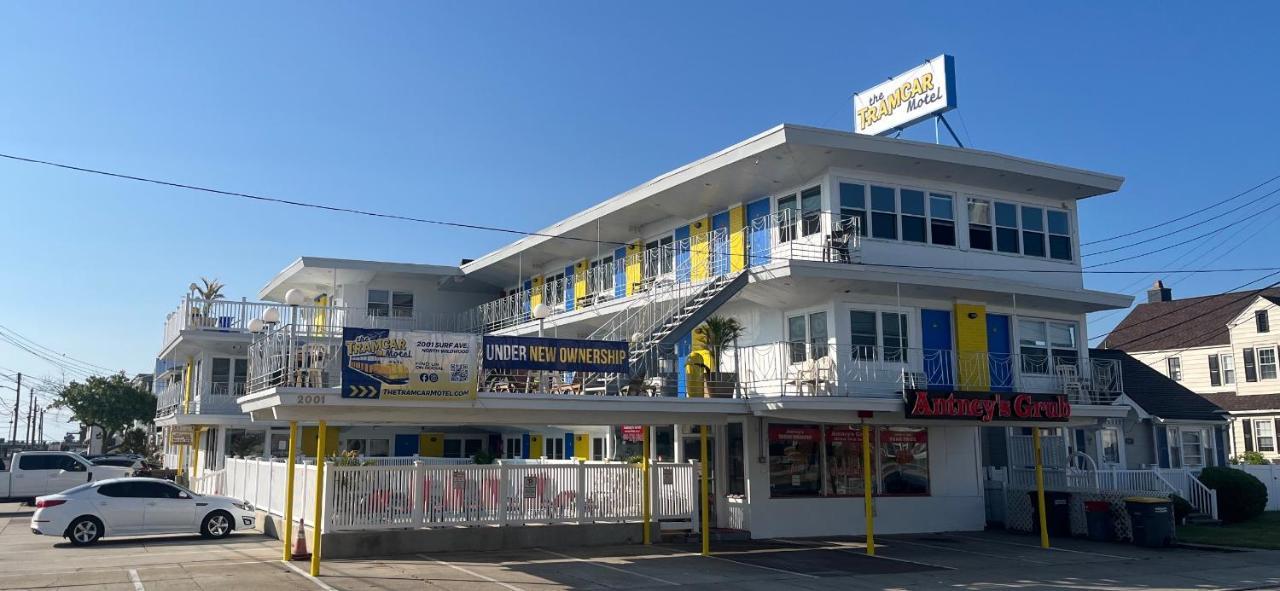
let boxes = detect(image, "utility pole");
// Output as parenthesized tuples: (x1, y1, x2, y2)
(26, 390, 35, 444)
(38, 409, 44, 444)
(9, 373, 19, 442)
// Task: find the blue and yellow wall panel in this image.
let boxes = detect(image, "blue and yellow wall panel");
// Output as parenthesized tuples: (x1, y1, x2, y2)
(530, 434, 544, 458)
(530, 276, 544, 308)
(690, 217, 710, 282)
(574, 433, 590, 460)
(563, 265, 575, 311)
(711, 211, 730, 276)
(419, 432, 444, 457)
(573, 259, 588, 305)
(729, 205, 746, 272)
(625, 242, 642, 295)
(954, 303, 990, 389)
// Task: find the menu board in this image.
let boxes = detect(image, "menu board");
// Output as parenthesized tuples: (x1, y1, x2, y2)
(878, 427, 929, 495)
(825, 426, 869, 496)
(768, 425, 821, 496)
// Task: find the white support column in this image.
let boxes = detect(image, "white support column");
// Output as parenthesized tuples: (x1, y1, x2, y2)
(674, 425, 685, 463)
(213, 427, 227, 470)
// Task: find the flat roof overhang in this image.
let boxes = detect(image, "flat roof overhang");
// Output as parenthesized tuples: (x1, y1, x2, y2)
(461, 124, 1125, 285)
(750, 397, 1128, 427)
(258, 256, 497, 302)
(155, 413, 266, 428)
(238, 388, 749, 426)
(158, 331, 255, 360)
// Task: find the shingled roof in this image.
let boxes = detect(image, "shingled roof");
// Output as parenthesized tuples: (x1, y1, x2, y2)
(1091, 349, 1226, 421)
(1102, 287, 1280, 352)
(1197, 392, 1280, 412)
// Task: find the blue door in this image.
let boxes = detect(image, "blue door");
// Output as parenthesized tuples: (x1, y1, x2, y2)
(522, 433, 531, 459)
(563, 264, 575, 311)
(614, 247, 627, 298)
(746, 198, 771, 266)
(674, 225, 691, 283)
(986, 314, 1013, 392)
(564, 433, 575, 458)
(920, 309, 953, 390)
(711, 211, 730, 276)
(394, 434, 418, 457)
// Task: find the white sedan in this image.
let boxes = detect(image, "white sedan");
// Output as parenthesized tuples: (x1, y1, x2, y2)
(30, 478, 255, 545)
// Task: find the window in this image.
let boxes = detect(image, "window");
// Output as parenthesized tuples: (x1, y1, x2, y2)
(870, 185, 897, 240)
(1209, 354, 1236, 387)
(929, 193, 956, 246)
(1244, 348, 1258, 382)
(768, 425, 821, 497)
(1260, 347, 1278, 380)
(134, 482, 185, 499)
(591, 437, 605, 461)
(726, 423, 746, 496)
(839, 183, 868, 237)
(994, 202, 1020, 254)
(1252, 419, 1276, 452)
(643, 236, 674, 280)
(1257, 310, 1270, 333)
(1100, 428, 1121, 464)
(18, 455, 56, 470)
(787, 312, 828, 362)
(900, 189, 927, 243)
(825, 426, 871, 496)
(504, 436, 523, 459)
(1167, 357, 1182, 381)
(1018, 319, 1078, 374)
(1180, 429, 1205, 468)
(848, 310, 909, 362)
(1021, 206, 1046, 257)
(545, 437, 565, 460)
(1047, 210, 1072, 261)
(368, 290, 413, 317)
(850, 311, 877, 360)
(210, 358, 247, 396)
(97, 482, 138, 497)
(800, 186, 822, 236)
(879, 427, 929, 495)
(367, 439, 390, 457)
(777, 194, 798, 243)
(967, 198, 993, 250)
(588, 256, 614, 295)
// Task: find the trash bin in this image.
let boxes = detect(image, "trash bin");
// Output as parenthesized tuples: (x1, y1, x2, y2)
(1125, 496, 1175, 547)
(1085, 500, 1113, 541)
(1028, 491, 1071, 537)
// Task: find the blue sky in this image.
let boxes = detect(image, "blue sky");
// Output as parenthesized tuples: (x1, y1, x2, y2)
(2, 2, 1278, 436)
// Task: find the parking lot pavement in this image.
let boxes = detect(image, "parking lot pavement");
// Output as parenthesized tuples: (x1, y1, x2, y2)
(0, 501, 323, 591)
(7, 498, 1280, 591)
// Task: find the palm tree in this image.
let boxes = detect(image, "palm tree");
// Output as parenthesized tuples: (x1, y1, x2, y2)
(191, 277, 226, 301)
(693, 315, 745, 372)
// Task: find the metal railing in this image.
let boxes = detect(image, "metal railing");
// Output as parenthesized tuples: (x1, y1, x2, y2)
(155, 382, 183, 418)
(729, 344, 1123, 402)
(999, 467, 1174, 495)
(1157, 468, 1220, 520)
(247, 324, 343, 392)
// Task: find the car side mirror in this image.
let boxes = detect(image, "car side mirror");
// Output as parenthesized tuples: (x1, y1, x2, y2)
(179, 491, 191, 499)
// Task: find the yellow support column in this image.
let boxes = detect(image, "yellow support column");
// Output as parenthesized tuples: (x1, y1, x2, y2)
(1033, 427, 1050, 549)
(191, 426, 203, 479)
(862, 423, 875, 555)
(700, 426, 710, 556)
(642, 427, 651, 545)
(310, 421, 328, 576)
(283, 421, 298, 561)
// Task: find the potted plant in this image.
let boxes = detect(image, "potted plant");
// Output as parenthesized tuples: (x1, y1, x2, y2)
(189, 277, 226, 327)
(693, 315, 745, 398)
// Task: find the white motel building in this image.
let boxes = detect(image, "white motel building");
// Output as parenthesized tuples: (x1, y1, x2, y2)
(156, 123, 1151, 540)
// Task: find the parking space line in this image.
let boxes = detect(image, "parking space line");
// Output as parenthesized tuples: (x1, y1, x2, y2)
(418, 553, 526, 591)
(128, 568, 145, 591)
(768, 538, 956, 571)
(887, 538, 1050, 565)
(704, 553, 822, 579)
(947, 534, 1136, 560)
(535, 548, 680, 586)
(282, 561, 341, 591)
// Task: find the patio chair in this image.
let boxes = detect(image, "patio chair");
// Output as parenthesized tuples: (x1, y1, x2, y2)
(786, 360, 817, 395)
(812, 355, 835, 395)
(1056, 364, 1085, 403)
(551, 372, 583, 394)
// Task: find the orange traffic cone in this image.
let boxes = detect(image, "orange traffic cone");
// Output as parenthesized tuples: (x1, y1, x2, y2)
(291, 518, 311, 561)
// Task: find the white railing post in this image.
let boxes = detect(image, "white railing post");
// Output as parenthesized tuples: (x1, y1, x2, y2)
(411, 460, 426, 527)
(266, 458, 275, 515)
(577, 460, 588, 523)
(323, 461, 336, 533)
(689, 460, 700, 533)
(498, 464, 509, 527)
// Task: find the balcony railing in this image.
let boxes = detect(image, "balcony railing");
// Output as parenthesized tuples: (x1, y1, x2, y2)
(154, 380, 250, 418)
(460, 210, 860, 334)
(155, 382, 183, 418)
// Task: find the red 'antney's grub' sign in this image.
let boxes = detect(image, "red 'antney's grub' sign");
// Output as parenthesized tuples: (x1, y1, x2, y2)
(904, 390, 1071, 423)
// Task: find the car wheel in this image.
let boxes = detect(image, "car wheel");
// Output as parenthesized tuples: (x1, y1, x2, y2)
(201, 511, 233, 539)
(66, 517, 102, 546)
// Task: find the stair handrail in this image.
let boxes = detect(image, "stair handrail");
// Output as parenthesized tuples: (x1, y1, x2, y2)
(1185, 471, 1220, 521)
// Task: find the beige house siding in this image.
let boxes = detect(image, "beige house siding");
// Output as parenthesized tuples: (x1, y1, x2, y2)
(1130, 345, 1233, 394)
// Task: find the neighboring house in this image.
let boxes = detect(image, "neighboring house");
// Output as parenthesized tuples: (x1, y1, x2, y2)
(169, 123, 1139, 538)
(1091, 348, 1228, 470)
(1105, 281, 1280, 463)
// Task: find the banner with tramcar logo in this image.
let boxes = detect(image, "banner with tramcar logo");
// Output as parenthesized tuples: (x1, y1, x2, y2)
(340, 327, 479, 401)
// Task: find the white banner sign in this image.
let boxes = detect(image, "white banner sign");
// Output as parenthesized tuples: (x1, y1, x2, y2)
(853, 55, 956, 136)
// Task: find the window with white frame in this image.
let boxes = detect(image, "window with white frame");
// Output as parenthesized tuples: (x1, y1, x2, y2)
(1209, 353, 1235, 387)
(787, 311, 828, 363)
(1021, 206, 1047, 257)
(643, 235, 674, 280)
(1180, 429, 1205, 467)
(778, 194, 798, 243)
(994, 202, 1020, 254)
(800, 186, 822, 237)
(870, 185, 898, 240)
(210, 358, 248, 396)
(545, 436, 566, 459)
(849, 310, 909, 362)
(592, 437, 605, 461)
(967, 198, 993, 251)
(546, 272, 566, 308)
(1252, 419, 1276, 452)
(929, 193, 956, 246)
(1257, 309, 1270, 333)
(1047, 210, 1072, 261)
(1099, 428, 1121, 465)
(1017, 319, 1078, 374)
(900, 189, 927, 243)
(1167, 357, 1182, 381)
(368, 289, 413, 318)
(1260, 347, 1278, 380)
(504, 436, 523, 459)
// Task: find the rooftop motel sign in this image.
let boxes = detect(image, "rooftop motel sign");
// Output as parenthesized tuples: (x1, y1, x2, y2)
(853, 54, 957, 136)
(904, 390, 1071, 423)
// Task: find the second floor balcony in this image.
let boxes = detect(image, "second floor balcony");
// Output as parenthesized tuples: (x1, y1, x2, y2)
(155, 378, 248, 420)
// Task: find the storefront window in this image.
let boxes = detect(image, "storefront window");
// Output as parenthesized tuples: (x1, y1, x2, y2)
(878, 427, 929, 495)
(225, 429, 264, 459)
(727, 423, 746, 496)
(768, 425, 821, 497)
(824, 426, 871, 496)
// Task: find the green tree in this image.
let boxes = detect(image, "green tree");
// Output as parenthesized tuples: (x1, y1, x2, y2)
(693, 315, 746, 371)
(117, 427, 151, 455)
(52, 374, 156, 452)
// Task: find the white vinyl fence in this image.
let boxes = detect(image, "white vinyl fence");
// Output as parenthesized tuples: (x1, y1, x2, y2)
(1232, 464, 1280, 511)
(206, 458, 698, 533)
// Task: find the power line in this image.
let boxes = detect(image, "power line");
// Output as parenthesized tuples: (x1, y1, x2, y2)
(1090, 269, 1280, 345)
(0, 152, 633, 248)
(1082, 173, 1280, 246)
(0, 324, 116, 374)
(1082, 185, 1280, 257)
(1085, 200, 1280, 268)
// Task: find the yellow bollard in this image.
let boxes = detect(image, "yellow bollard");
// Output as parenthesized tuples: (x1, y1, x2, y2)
(310, 421, 328, 576)
(700, 425, 710, 556)
(642, 427, 651, 545)
(862, 423, 875, 556)
(283, 421, 298, 561)
(1033, 427, 1050, 549)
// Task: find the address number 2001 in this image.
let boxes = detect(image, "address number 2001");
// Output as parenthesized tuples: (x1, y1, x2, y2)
(296, 394, 327, 405)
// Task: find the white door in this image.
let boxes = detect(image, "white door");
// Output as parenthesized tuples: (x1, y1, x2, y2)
(93, 482, 147, 534)
(47, 456, 93, 494)
(11, 455, 52, 497)
(137, 482, 198, 532)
